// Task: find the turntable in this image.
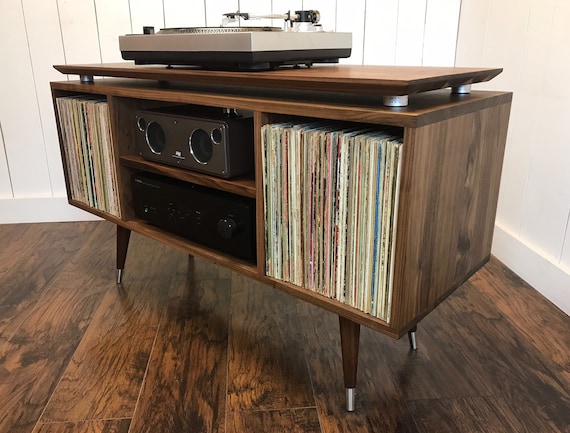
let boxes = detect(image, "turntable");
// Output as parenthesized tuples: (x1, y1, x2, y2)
(119, 10, 352, 71)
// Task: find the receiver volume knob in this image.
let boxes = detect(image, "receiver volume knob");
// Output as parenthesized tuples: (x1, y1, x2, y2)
(217, 217, 238, 239)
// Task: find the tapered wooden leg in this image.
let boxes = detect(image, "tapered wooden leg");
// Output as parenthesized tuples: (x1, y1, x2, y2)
(408, 325, 418, 350)
(339, 316, 360, 412)
(116, 225, 131, 284)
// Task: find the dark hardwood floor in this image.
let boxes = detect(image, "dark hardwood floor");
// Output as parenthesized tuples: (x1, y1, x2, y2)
(0, 221, 568, 433)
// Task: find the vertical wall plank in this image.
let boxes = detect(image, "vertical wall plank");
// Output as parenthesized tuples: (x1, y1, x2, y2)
(395, 0, 427, 65)
(205, 0, 238, 27)
(562, 214, 570, 269)
(0, 0, 52, 197)
(21, 0, 70, 197)
(164, 0, 206, 28)
(363, 0, 399, 65)
(422, 0, 460, 66)
(302, 0, 336, 32)
(129, 0, 165, 35)
(0, 124, 12, 199)
(95, 0, 132, 62)
(57, 0, 101, 63)
(337, 0, 366, 64)
(455, 0, 489, 64)
(518, 0, 570, 261)
(239, 0, 274, 27)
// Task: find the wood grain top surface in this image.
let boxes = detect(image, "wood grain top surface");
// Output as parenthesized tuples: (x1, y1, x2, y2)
(54, 62, 502, 97)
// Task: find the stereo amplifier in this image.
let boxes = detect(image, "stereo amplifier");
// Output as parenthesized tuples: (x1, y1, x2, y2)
(132, 172, 256, 262)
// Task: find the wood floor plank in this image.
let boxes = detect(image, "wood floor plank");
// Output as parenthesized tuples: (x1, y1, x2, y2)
(296, 301, 419, 433)
(422, 276, 570, 433)
(0, 222, 96, 345)
(227, 273, 315, 411)
(0, 222, 116, 433)
(471, 258, 570, 387)
(32, 419, 131, 433)
(385, 303, 497, 401)
(39, 233, 189, 423)
(407, 396, 522, 433)
(226, 409, 321, 433)
(128, 276, 231, 433)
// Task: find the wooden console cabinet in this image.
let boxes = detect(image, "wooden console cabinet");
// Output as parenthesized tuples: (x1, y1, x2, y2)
(51, 63, 512, 411)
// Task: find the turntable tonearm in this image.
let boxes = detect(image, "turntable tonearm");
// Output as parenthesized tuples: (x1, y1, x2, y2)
(119, 10, 352, 71)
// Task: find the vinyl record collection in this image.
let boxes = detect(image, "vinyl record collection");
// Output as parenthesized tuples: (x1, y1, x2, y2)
(56, 96, 121, 217)
(262, 122, 403, 322)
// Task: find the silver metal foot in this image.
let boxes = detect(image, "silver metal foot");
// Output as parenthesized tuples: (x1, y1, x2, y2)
(80, 74, 94, 84)
(383, 95, 409, 107)
(117, 268, 124, 284)
(451, 84, 471, 94)
(346, 388, 355, 412)
(408, 330, 417, 350)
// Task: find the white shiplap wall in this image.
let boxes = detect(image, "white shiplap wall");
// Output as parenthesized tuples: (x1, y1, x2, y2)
(456, 0, 570, 314)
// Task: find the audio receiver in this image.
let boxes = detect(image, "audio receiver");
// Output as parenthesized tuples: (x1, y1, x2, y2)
(132, 171, 256, 262)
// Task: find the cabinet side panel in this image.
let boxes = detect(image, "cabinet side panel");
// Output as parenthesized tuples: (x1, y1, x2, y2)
(390, 102, 511, 331)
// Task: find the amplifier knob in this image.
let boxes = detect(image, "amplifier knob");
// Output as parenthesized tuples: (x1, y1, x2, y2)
(217, 217, 238, 239)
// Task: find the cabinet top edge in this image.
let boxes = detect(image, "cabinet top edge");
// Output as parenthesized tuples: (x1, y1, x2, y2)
(54, 62, 503, 98)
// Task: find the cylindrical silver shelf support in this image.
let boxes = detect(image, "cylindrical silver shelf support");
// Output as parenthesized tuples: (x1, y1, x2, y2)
(451, 84, 471, 94)
(346, 388, 356, 412)
(383, 95, 409, 107)
(80, 74, 94, 84)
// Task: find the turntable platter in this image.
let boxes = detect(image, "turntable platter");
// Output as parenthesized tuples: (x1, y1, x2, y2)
(158, 27, 282, 34)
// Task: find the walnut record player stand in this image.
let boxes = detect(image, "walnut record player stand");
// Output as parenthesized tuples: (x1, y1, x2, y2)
(51, 63, 512, 412)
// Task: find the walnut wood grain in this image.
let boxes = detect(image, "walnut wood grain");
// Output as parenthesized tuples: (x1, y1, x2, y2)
(339, 316, 360, 389)
(119, 155, 256, 198)
(54, 63, 502, 98)
(51, 79, 511, 129)
(116, 225, 130, 272)
(390, 101, 512, 332)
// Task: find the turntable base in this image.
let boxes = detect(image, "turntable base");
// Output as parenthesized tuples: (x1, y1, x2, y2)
(119, 27, 352, 70)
